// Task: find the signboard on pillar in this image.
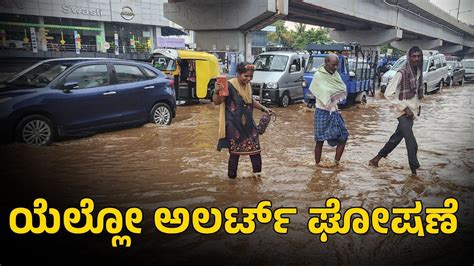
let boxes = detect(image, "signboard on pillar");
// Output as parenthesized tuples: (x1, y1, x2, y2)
(114, 32, 119, 55)
(74, 31, 81, 54)
(30, 27, 38, 53)
(157, 37, 185, 49)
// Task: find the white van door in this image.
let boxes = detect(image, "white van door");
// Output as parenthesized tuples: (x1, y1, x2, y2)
(287, 56, 303, 101)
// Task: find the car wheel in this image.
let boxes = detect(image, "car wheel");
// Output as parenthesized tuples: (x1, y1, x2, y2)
(150, 103, 172, 125)
(437, 80, 443, 92)
(278, 91, 290, 108)
(16, 115, 55, 146)
(448, 78, 453, 88)
(424, 84, 428, 95)
(459, 77, 464, 86)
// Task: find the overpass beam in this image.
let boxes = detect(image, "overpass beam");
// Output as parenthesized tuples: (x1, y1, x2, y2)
(330, 28, 403, 46)
(164, 0, 288, 59)
(391, 39, 443, 52)
(437, 44, 463, 54)
(164, 0, 286, 31)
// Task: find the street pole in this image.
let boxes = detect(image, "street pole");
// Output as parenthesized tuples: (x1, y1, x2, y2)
(456, 0, 461, 20)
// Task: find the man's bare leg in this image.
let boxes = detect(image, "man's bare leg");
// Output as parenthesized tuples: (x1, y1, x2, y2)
(369, 155, 382, 167)
(315, 141, 324, 165)
(335, 141, 346, 164)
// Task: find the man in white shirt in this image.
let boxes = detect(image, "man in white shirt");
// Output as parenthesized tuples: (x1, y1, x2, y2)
(369, 46, 424, 175)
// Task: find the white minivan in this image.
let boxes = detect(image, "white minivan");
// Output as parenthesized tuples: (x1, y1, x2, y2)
(380, 50, 448, 94)
(251, 51, 309, 107)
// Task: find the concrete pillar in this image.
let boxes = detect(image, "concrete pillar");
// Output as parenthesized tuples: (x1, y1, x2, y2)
(330, 28, 403, 46)
(391, 39, 443, 51)
(195, 30, 246, 53)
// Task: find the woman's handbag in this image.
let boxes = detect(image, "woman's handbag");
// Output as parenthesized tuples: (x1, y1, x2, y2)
(256, 112, 276, 135)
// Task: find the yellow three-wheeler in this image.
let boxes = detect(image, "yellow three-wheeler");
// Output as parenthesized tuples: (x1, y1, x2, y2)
(150, 49, 220, 103)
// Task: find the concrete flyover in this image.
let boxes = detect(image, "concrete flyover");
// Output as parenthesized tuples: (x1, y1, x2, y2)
(164, 0, 474, 57)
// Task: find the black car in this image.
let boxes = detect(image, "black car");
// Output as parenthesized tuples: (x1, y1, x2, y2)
(0, 58, 176, 145)
(446, 61, 465, 86)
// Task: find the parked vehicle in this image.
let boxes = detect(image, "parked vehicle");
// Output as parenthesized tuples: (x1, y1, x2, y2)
(150, 49, 219, 103)
(461, 59, 474, 82)
(251, 51, 309, 107)
(0, 58, 176, 145)
(302, 43, 378, 107)
(446, 61, 465, 86)
(381, 50, 448, 94)
(380, 57, 406, 92)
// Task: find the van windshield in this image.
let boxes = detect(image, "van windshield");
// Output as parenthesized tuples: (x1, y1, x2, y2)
(305, 57, 325, 73)
(152, 55, 176, 71)
(463, 61, 474, 68)
(254, 55, 289, 72)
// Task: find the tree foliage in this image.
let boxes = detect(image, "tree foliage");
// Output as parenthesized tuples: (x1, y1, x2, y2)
(266, 20, 332, 50)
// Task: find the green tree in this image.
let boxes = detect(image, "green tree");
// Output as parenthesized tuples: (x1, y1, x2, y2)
(266, 20, 297, 47)
(292, 27, 331, 50)
(380, 44, 404, 57)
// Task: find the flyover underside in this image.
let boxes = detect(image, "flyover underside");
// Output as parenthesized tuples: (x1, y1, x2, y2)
(163, 0, 474, 56)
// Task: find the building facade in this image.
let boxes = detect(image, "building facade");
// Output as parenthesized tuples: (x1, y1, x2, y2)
(0, 0, 188, 56)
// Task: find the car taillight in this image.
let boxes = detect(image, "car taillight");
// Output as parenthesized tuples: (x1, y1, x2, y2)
(169, 79, 174, 89)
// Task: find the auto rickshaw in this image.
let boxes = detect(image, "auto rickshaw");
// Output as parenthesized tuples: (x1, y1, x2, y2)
(150, 49, 220, 102)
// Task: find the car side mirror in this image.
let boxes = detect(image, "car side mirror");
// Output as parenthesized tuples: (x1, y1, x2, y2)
(63, 81, 78, 93)
(349, 71, 356, 78)
(429, 66, 436, 72)
(290, 65, 297, 73)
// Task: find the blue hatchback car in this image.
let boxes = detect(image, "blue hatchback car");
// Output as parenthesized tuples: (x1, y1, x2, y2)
(0, 58, 176, 145)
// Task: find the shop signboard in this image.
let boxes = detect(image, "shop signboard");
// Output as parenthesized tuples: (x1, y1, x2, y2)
(114, 32, 119, 55)
(156, 37, 185, 49)
(30, 27, 38, 53)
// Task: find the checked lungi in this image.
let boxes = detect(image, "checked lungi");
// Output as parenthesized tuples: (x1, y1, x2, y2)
(314, 108, 349, 146)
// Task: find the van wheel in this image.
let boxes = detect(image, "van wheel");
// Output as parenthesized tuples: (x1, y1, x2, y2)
(150, 103, 172, 125)
(279, 92, 290, 108)
(16, 115, 55, 146)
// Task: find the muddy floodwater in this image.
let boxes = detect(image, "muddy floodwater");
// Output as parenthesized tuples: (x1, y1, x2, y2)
(1, 84, 473, 265)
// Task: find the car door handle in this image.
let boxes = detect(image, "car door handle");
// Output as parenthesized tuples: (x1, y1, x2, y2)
(103, 91, 116, 95)
(144, 85, 155, 90)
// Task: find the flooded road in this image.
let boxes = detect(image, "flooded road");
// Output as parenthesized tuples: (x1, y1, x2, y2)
(1, 84, 473, 265)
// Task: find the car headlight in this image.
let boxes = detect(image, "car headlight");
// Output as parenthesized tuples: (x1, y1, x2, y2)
(266, 82, 278, 89)
(302, 80, 308, 87)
